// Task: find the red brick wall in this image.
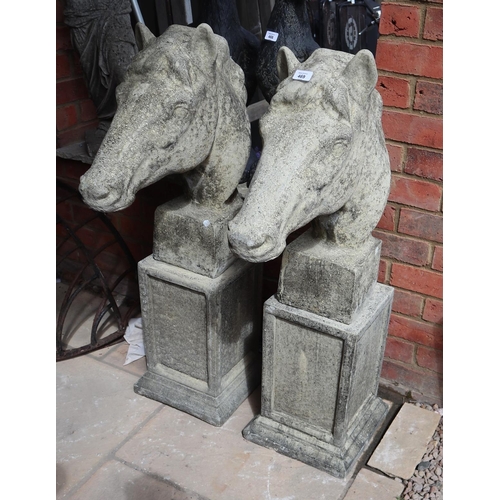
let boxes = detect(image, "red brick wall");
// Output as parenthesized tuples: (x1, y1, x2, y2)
(374, 0, 443, 403)
(56, 0, 443, 404)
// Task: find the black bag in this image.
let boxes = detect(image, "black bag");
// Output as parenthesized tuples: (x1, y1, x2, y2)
(309, 0, 381, 57)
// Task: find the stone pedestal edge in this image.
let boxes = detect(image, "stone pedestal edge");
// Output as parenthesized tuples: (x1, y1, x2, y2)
(242, 396, 388, 478)
(135, 355, 261, 426)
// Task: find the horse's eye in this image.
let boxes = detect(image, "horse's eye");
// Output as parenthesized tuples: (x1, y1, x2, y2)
(331, 138, 349, 158)
(172, 105, 190, 121)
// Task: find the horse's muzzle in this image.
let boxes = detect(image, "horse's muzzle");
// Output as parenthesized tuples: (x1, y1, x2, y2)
(227, 224, 283, 263)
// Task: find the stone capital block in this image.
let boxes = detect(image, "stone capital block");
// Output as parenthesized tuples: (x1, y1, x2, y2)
(153, 196, 243, 278)
(277, 230, 382, 324)
(243, 283, 394, 477)
(135, 255, 263, 426)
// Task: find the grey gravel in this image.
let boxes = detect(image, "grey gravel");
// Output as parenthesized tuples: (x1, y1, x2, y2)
(399, 402, 443, 500)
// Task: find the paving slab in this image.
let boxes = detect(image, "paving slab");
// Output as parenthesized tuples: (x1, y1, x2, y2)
(343, 468, 404, 500)
(56, 355, 162, 498)
(367, 402, 441, 479)
(66, 459, 206, 500)
(92, 341, 148, 378)
(116, 388, 352, 500)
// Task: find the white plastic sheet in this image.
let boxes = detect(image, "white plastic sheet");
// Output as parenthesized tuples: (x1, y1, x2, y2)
(123, 317, 145, 365)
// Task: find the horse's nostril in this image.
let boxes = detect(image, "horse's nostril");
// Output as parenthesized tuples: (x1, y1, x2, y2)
(94, 186, 111, 200)
(84, 182, 110, 201)
(229, 230, 271, 251)
(247, 235, 269, 249)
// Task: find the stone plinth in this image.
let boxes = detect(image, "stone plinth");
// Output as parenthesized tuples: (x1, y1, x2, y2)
(277, 230, 382, 324)
(135, 255, 262, 426)
(153, 196, 243, 279)
(242, 283, 393, 478)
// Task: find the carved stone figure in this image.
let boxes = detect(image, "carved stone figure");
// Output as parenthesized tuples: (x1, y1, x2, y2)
(64, 0, 138, 156)
(198, 0, 260, 103)
(228, 47, 390, 263)
(256, 0, 319, 102)
(80, 23, 262, 427)
(79, 23, 250, 213)
(230, 46, 394, 476)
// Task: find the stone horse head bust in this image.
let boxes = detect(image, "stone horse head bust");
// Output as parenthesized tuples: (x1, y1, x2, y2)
(228, 47, 391, 262)
(79, 23, 250, 212)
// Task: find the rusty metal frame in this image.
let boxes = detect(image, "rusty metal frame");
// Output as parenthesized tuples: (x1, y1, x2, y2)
(56, 180, 140, 361)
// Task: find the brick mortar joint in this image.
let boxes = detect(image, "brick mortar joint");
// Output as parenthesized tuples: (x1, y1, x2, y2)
(382, 253, 433, 272)
(397, 205, 443, 217)
(378, 35, 443, 47)
(377, 74, 443, 96)
(383, 105, 443, 119)
(386, 252, 444, 271)
(384, 278, 443, 300)
(56, 73, 87, 82)
(387, 334, 418, 347)
(418, 4, 427, 39)
(58, 113, 99, 129)
(57, 121, 98, 131)
(390, 171, 443, 190)
(375, 236, 441, 258)
(377, 71, 429, 89)
(415, 343, 442, 353)
(383, 355, 442, 374)
(386, 141, 441, 157)
(374, 226, 440, 242)
(381, 0, 438, 5)
(389, 201, 402, 230)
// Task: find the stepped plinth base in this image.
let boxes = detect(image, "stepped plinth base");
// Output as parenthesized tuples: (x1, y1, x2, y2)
(135, 255, 262, 426)
(243, 396, 388, 478)
(243, 283, 393, 477)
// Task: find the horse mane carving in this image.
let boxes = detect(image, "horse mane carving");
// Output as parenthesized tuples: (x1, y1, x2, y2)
(197, 0, 260, 103)
(79, 23, 250, 213)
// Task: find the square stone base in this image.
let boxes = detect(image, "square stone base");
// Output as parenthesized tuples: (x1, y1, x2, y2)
(135, 255, 263, 426)
(243, 283, 393, 477)
(277, 230, 382, 324)
(153, 196, 243, 278)
(243, 397, 388, 478)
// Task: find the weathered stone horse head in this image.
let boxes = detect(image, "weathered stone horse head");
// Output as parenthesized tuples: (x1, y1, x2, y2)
(79, 23, 250, 213)
(228, 47, 391, 262)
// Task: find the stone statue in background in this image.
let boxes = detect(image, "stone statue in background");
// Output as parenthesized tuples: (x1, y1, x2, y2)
(64, 0, 138, 157)
(229, 47, 390, 264)
(256, 0, 319, 102)
(198, 0, 260, 103)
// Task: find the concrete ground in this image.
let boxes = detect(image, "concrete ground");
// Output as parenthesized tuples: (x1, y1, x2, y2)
(56, 286, 441, 499)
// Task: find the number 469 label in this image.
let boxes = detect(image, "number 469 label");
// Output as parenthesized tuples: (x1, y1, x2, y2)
(292, 70, 313, 82)
(264, 30, 279, 42)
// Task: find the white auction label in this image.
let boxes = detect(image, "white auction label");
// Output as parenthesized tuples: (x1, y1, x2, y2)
(264, 30, 279, 42)
(292, 70, 313, 82)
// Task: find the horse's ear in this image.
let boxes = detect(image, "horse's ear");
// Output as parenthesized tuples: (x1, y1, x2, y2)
(195, 23, 230, 64)
(342, 49, 378, 103)
(196, 22, 215, 38)
(276, 47, 301, 82)
(135, 23, 156, 51)
(194, 23, 246, 102)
